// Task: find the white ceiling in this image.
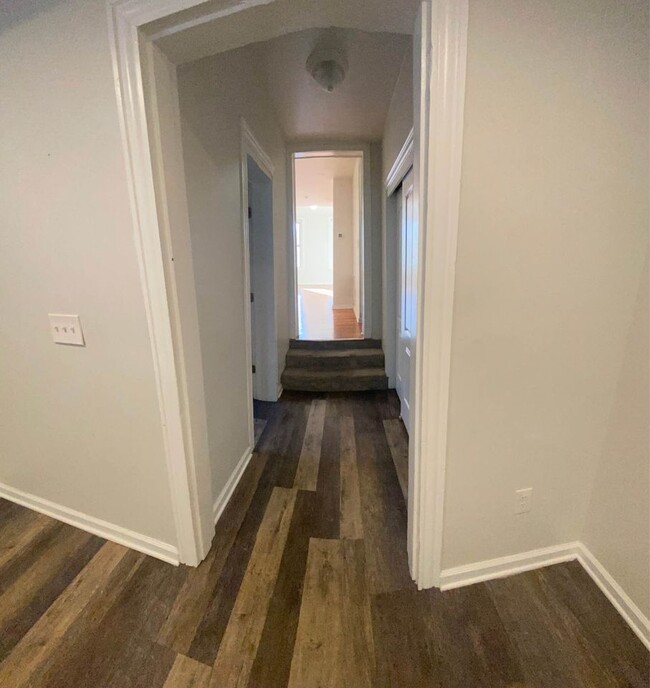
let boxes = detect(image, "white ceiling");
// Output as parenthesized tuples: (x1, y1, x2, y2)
(295, 156, 360, 206)
(148, 0, 420, 66)
(261, 29, 410, 141)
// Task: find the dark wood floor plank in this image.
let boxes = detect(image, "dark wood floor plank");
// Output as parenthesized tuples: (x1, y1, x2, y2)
(0, 542, 132, 687)
(158, 450, 268, 655)
(247, 489, 320, 688)
(0, 506, 54, 569)
(340, 415, 364, 539)
(162, 654, 212, 687)
(210, 487, 297, 688)
(0, 525, 103, 662)
(487, 569, 622, 688)
(423, 584, 525, 687)
(355, 428, 412, 595)
(287, 538, 375, 688)
(294, 399, 326, 490)
(372, 588, 440, 688)
(540, 562, 650, 687)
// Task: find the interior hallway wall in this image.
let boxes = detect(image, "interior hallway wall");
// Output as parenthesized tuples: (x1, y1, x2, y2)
(333, 177, 355, 308)
(582, 256, 649, 619)
(296, 205, 333, 286)
(352, 160, 362, 321)
(442, 0, 649, 621)
(0, 0, 177, 546)
(177, 44, 289, 500)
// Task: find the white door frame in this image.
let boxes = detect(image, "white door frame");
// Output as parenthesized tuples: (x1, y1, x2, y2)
(240, 118, 277, 440)
(108, 0, 468, 586)
(287, 143, 371, 339)
(383, 129, 414, 388)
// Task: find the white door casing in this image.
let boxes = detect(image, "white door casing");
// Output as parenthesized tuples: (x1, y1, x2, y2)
(396, 168, 416, 431)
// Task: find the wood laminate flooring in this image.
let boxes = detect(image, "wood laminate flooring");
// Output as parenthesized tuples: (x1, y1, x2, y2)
(0, 390, 648, 687)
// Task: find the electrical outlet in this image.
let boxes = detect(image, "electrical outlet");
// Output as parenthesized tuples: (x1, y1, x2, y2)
(49, 314, 85, 346)
(515, 488, 532, 515)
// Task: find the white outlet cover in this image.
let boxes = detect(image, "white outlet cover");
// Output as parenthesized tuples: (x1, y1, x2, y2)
(49, 314, 85, 346)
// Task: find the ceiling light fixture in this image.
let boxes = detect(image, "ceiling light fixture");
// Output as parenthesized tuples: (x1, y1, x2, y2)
(306, 33, 348, 93)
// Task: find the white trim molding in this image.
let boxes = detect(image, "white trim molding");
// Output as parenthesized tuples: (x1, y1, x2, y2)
(439, 541, 650, 651)
(212, 447, 254, 525)
(108, 0, 214, 566)
(439, 542, 581, 590)
(408, 0, 469, 589)
(576, 544, 650, 650)
(0, 482, 179, 565)
(385, 128, 414, 197)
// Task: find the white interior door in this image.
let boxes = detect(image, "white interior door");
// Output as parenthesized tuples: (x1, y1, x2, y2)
(396, 168, 416, 431)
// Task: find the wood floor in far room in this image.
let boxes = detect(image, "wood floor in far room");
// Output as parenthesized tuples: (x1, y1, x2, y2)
(0, 391, 648, 687)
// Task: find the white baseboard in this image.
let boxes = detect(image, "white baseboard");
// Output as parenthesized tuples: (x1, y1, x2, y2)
(439, 542, 580, 591)
(439, 540, 650, 651)
(212, 446, 253, 525)
(277, 384, 284, 400)
(0, 481, 179, 565)
(575, 543, 650, 650)
(332, 304, 354, 310)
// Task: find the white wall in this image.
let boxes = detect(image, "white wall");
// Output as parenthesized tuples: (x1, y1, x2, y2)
(0, 0, 176, 544)
(296, 206, 333, 286)
(582, 257, 649, 619)
(352, 160, 362, 321)
(382, 46, 413, 179)
(177, 44, 289, 500)
(442, 0, 649, 617)
(333, 177, 355, 308)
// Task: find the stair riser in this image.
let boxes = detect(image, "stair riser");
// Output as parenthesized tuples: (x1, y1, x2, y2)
(289, 338, 382, 351)
(285, 353, 385, 371)
(281, 375, 389, 393)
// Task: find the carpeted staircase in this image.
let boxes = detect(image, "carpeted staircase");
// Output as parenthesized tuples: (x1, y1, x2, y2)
(281, 339, 388, 392)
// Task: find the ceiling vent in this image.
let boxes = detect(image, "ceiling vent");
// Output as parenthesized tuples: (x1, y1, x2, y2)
(306, 34, 348, 93)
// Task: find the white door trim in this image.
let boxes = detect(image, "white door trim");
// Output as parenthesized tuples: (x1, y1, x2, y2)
(287, 141, 371, 339)
(241, 117, 276, 443)
(385, 128, 414, 197)
(107, 0, 468, 587)
(409, 0, 469, 588)
(383, 129, 414, 393)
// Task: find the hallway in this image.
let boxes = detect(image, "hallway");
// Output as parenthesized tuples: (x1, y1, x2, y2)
(0, 391, 647, 687)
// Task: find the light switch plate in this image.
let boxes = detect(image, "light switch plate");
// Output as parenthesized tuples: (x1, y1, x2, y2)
(49, 314, 85, 346)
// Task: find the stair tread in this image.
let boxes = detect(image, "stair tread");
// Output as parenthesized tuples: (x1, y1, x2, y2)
(282, 367, 387, 379)
(287, 348, 384, 359)
(289, 338, 382, 350)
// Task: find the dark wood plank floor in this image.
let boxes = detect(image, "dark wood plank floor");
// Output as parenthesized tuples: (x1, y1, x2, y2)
(0, 390, 647, 687)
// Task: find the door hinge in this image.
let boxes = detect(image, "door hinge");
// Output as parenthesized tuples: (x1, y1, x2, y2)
(250, 292, 254, 303)
(248, 206, 252, 219)
(252, 364, 256, 374)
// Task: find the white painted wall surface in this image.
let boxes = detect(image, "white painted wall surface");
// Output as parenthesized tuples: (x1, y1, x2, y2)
(352, 160, 362, 321)
(582, 257, 649, 620)
(333, 177, 355, 308)
(0, 0, 176, 544)
(382, 46, 413, 180)
(443, 0, 649, 619)
(296, 206, 333, 286)
(177, 45, 289, 500)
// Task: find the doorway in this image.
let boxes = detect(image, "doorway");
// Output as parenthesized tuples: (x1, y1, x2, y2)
(292, 151, 364, 340)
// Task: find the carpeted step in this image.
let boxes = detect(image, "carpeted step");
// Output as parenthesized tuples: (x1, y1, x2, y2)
(281, 367, 389, 392)
(289, 338, 382, 351)
(285, 347, 385, 371)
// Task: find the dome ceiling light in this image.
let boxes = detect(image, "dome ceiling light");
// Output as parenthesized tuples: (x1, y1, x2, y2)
(306, 33, 348, 93)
